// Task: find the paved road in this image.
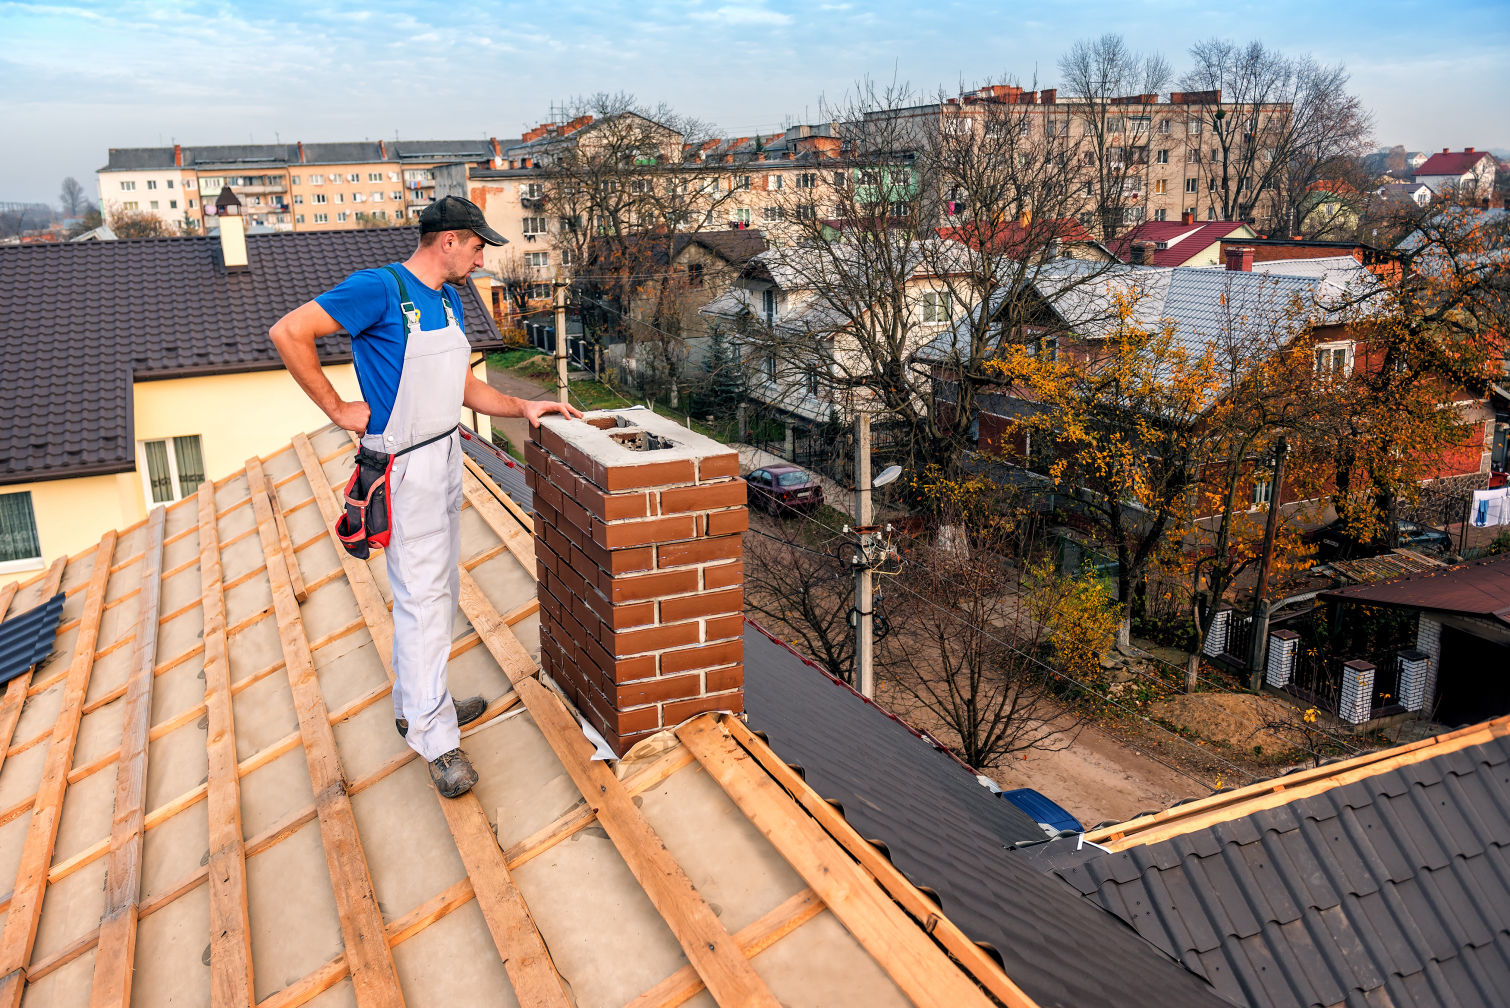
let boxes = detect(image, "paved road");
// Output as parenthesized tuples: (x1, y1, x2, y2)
(484, 364, 558, 455)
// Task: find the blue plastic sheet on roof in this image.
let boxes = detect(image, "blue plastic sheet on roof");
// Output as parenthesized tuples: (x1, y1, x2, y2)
(0, 593, 65, 686)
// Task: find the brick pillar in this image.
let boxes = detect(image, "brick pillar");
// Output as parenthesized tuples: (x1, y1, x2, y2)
(1339, 659, 1375, 724)
(1396, 649, 1430, 711)
(1416, 616, 1441, 712)
(527, 409, 747, 756)
(1202, 607, 1231, 657)
(1265, 629, 1299, 688)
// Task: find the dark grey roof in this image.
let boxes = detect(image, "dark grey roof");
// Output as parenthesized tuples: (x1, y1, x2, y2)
(0, 228, 502, 485)
(102, 140, 502, 173)
(0, 593, 64, 686)
(459, 426, 532, 511)
(392, 140, 493, 160)
(742, 621, 1228, 1008)
(296, 142, 386, 165)
(101, 147, 182, 171)
(1057, 733, 1510, 1008)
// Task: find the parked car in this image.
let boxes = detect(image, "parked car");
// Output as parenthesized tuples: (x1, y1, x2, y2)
(1000, 788, 1084, 836)
(1311, 518, 1453, 561)
(745, 464, 825, 516)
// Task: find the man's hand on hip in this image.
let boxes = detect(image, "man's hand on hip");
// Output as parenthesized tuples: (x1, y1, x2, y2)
(520, 399, 584, 428)
(330, 399, 371, 435)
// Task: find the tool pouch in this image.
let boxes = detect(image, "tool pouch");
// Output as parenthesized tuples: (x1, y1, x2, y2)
(335, 447, 395, 559)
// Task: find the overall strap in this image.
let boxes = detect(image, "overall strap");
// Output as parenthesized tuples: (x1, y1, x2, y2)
(440, 284, 459, 328)
(384, 265, 421, 334)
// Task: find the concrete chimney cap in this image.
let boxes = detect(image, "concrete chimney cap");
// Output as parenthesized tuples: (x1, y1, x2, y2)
(539, 408, 731, 474)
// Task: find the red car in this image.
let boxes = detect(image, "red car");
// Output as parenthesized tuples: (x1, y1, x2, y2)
(745, 464, 825, 515)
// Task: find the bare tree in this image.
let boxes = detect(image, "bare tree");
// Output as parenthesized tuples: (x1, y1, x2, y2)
(742, 518, 857, 683)
(1181, 40, 1371, 231)
(1057, 33, 1172, 241)
(59, 177, 88, 217)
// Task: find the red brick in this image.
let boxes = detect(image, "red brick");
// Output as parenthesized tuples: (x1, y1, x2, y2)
(659, 587, 742, 623)
(705, 509, 749, 536)
(663, 691, 743, 724)
(609, 567, 700, 604)
(582, 590, 656, 631)
(705, 664, 745, 694)
(703, 560, 742, 589)
(702, 613, 745, 642)
(524, 439, 548, 473)
(580, 536, 655, 575)
(596, 514, 698, 550)
(578, 483, 649, 521)
(559, 493, 593, 538)
(537, 423, 570, 462)
(598, 458, 697, 492)
(657, 535, 742, 568)
(613, 728, 663, 754)
(659, 480, 747, 515)
(609, 620, 702, 656)
(613, 672, 702, 708)
(698, 452, 741, 480)
(661, 639, 743, 676)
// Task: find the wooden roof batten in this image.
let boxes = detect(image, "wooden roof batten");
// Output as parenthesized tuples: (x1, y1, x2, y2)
(0, 425, 1026, 1008)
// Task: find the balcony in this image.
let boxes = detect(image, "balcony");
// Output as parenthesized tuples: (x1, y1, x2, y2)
(233, 183, 288, 195)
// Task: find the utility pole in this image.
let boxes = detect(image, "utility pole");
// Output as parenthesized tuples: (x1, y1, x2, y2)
(553, 276, 569, 406)
(852, 410, 875, 698)
(1248, 437, 1288, 688)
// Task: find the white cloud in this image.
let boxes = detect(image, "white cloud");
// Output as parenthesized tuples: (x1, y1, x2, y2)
(688, 3, 792, 26)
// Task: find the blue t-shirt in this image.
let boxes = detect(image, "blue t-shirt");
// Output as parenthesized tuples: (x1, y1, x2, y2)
(315, 264, 466, 436)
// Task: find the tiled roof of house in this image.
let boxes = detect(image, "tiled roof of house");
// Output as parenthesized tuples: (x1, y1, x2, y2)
(1107, 221, 1254, 266)
(744, 623, 1228, 1008)
(0, 422, 1100, 1008)
(1416, 149, 1495, 176)
(1060, 718, 1510, 1008)
(0, 228, 501, 485)
(936, 218, 1101, 257)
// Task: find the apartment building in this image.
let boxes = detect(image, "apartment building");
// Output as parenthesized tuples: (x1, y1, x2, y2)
(97, 138, 511, 233)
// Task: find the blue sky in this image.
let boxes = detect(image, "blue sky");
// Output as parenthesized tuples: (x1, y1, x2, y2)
(4, 0, 1507, 206)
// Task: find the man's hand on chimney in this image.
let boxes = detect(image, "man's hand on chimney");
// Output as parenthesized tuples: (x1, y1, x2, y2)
(330, 399, 371, 436)
(520, 399, 584, 428)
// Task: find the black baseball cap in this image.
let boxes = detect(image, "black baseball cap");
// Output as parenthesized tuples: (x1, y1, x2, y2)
(419, 196, 508, 246)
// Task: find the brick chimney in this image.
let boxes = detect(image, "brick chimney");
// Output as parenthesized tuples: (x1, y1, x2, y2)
(1225, 246, 1254, 272)
(379, 139, 387, 159)
(528, 409, 746, 756)
(1040, 88, 1056, 104)
(173, 143, 183, 167)
(1130, 240, 1154, 265)
(1181, 209, 1195, 225)
(1465, 146, 1476, 154)
(297, 141, 306, 163)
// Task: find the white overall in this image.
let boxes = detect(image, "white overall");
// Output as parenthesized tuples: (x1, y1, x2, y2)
(361, 285, 469, 762)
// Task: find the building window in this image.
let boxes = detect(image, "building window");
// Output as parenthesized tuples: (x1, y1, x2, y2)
(310, 174, 324, 184)
(347, 172, 360, 182)
(1185, 178, 1198, 193)
(1253, 475, 1273, 507)
(1207, 206, 1217, 219)
(314, 212, 329, 223)
(293, 194, 304, 205)
(1158, 119, 1171, 135)
(295, 214, 305, 223)
(188, 200, 195, 209)
(1314, 342, 1352, 378)
(765, 353, 776, 380)
(1189, 119, 1202, 134)
(167, 179, 174, 189)
(335, 193, 345, 203)
(762, 206, 783, 221)
(336, 211, 349, 222)
(733, 208, 752, 225)
(122, 201, 138, 210)
(120, 181, 136, 191)
(368, 172, 382, 182)
(0, 491, 41, 568)
(735, 175, 751, 190)
(312, 193, 327, 204)
(523, 216, 547, 235)
(1027, 334, 1058, 361)
(921, 291, 953, 324)
(796, 173, 817, 189)
(762, 288, 778, 326)
(389, 171, 400, 181)
(291, 175, 301, 184)
(391, 191, 403, 201)
(525, 251, 549, 267)
(767, 174, 783, 190)
(146, 180, 158, 190)
(169, 200, 177, 209)
(140, 435, 205, 504)
(149, 200, 159, 210)
(687, 264, 704, 288)
(1156, 149, 1169, 164)
(351, 192, 365, 203)
(795, 204, 817, 220)
(1154, 208, 1166, 221)
(560, 248, 572, 266)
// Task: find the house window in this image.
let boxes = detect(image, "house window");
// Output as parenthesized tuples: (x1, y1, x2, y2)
(560, 248, 572, 266)
(189, 200, 195, 209)
(122, 201, 138, 210)
(336, 211, 349, 222)
(121, 181, 136, 191)
(687, 264, 704, 288)
(167, 179, 174, 189)
(335, 193, 345, 203)
(765, 353, 777, 380)
(293, 195, 304, 205)
(1314, 342, 1352, 378)
(392, 191, 403, 201)
(734, 208, 752, 225)
(1187, 148, 1200, 163)
(140, 435, 205, 504)
(1156, 149, 1169, 164)
(310, 174, 324, 184)
(347, 172, 360, 182)
(314, 212, 329, 223)
(1185, 178, 1198, 193)
(796, 173, 817, 189)
(762, 206, 783, 221)
(291, 175, 301, 184)
(523, 216, 547, 234)
(1253, 475, 1273, 507)
(795, 204, 817, 220)
(889, 200, 909, 218)
(735, 175, 751, 190)
(1028, 335, 1058, 361)
(149, 201, 159, 210)
(146, 180, 158, 190)
(1154, 180, 1166, 195)
(313, 193, 327, 204)
(0, 491, 41, 569)
(169, 200, 177, 209)
(1189, 120, 1202, 134)
(522, 183, 543, 198)
(767, 174, 783, 190)
(921, 291, 953, 324)
(368, 172, 382, 182)
(762, 288, 779, 326)
(1158, 119, 1171, 135)
(1154, 208, 1166, 221)
(295, 214, 305, 223)
(525, 251, 549, 267)
(1207, 206, 1217, 219)
(352, 192, 366, 203)
(371, 192, 383, 202)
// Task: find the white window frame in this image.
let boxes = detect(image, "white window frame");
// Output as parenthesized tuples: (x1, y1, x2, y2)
(137, 435, 206, 505)
(1253, 474, 1273, 508)
(1314, 341, 1354, 378)
(920, 291, 953, 325)
(0, 490, 42, 574)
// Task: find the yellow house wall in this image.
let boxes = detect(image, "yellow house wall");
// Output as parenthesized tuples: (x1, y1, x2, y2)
(0, 473, 141, 587)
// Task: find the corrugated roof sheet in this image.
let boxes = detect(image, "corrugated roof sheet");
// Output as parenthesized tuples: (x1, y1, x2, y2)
(1320, 553, 1510, 626)
(1057, 730, 1510, 1008)
(459, 426, 533, 511)
(743, 621, 1230, 1008)
(0, 229, 501, 484)
(0, 592, 64, 686)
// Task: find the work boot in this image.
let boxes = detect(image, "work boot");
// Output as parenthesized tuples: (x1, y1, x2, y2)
(428, 749, 479, 798)
(396, 695, 488, 738)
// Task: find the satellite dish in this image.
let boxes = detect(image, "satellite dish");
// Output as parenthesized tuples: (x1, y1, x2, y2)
(873, 465, 902, 489)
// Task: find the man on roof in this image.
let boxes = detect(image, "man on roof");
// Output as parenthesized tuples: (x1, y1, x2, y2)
(269, 196, 581, 798)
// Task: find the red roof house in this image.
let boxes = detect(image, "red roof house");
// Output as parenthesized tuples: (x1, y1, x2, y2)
(1106, 215, 1258, 267)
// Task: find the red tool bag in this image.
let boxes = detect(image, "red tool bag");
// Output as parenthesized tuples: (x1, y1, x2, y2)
(334, 426, 457, 559)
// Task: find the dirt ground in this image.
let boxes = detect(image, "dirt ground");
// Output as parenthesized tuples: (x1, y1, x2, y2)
(1148, 691, 1308, 755)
